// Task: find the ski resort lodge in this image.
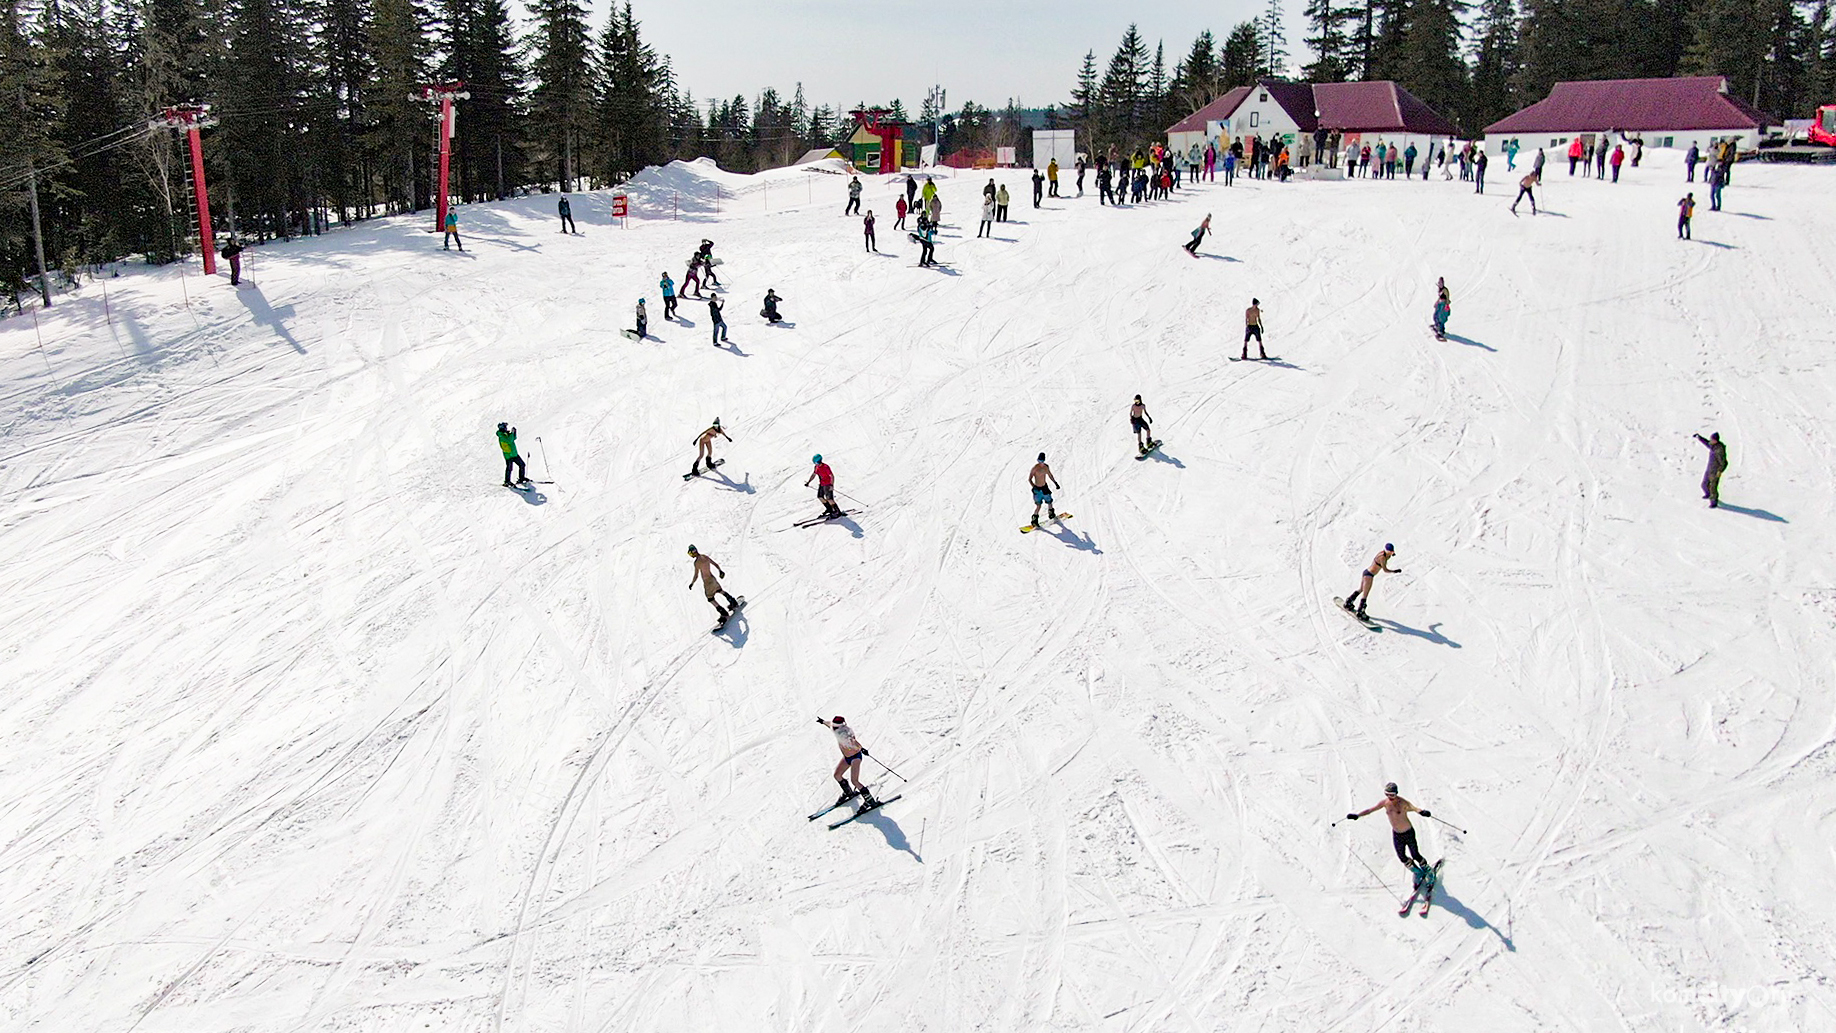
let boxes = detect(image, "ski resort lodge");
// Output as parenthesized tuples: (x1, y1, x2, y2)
(1483, 76, 1771, 155)
(1165, 79, 1458, 166)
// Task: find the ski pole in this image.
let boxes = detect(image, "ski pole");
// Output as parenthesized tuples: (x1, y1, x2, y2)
(867, 753, 906, 782)
(536, 436, 551, 480)
(1346, 843, 1391, 890)
(836, 489, 869, 509)
(1429, 813, 1467, 835)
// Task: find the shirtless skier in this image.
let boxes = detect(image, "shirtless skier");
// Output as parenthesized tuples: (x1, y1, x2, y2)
(686, 545, 741, 624)
(1344, 543, 1400, 619)
(690, 418, 731, 476)
(817, 715, 878, 808)
(1347, 781, 1432, 870)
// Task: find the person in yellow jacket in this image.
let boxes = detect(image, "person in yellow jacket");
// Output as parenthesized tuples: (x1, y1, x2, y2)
(1046, 158, 1060, 197)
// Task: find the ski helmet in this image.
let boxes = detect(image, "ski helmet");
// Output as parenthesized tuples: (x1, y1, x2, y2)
(712, 417, 721, 428)
(1384, 782, 1399, 795)
(812, 454, 822, 464)
(687, 544, 698, 555)
(1037, 452, 1046, 462)
(497, 422, 507, 431)
(1385, 543, 1395, 552)
(832, 715, 846, 725)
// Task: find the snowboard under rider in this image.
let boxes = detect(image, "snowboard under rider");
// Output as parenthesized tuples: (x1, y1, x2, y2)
(1348, 782, 1431, 870)
(1028, 452, 1060, 528)
(818, 716, 877, 808)
(691, 418, 731, 476)
(687, 545, 740, 622)
(1345, 544, 1399, 618)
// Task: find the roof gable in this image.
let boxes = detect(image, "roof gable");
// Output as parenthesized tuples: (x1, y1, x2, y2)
(1313, 81, 1459, 136)
(1166, 86, 1252, 134)
(1484, 77, 1768, 134)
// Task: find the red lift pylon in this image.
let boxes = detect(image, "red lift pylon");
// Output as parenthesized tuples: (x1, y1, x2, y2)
(416, 83, 469, 233)
(153, 104, 219, 275)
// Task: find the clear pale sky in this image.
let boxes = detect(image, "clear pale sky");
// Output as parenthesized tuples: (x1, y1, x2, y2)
(623, 0, 1280, 115)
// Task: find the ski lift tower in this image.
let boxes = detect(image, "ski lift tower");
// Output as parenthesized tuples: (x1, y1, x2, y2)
(416, 82, 470, 233)
(153, 104, 219, 275)
(849, 108, 903, 174)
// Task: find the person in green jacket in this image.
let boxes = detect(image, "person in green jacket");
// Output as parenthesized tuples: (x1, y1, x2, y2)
(497, 422, 528, 487)
(443, 209, 463, 251)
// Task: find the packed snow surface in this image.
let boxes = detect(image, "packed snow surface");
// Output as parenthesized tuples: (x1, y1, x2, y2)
(4, 153, 1835, 1032)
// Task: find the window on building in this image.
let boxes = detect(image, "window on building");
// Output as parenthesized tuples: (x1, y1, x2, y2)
(1259, 92, 1268, 102)
(1250, 111, 1260, 127)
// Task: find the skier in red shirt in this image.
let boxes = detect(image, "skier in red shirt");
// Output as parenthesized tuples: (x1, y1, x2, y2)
(805, 454, 842, 519)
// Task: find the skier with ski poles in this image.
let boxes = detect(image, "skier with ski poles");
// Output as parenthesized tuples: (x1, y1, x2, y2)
(1346, 781, 1432, 870)
(806, 454, 842, 519)
(1343, 543, 1399, 619)
(690, 418, 730, 477)
(1130, 395, 1156, 453)
(817, 716, 877, 808)
(496, 422, 529, 488)
(1242, 298, 1268, 360)
(1183, 214, 1211, 256)
(687, 545, 741, 625)
(1027, 452, 1061, 529)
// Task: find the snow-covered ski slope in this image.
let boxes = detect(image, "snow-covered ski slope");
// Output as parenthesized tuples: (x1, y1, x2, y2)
(5, 152, 1835, 1032)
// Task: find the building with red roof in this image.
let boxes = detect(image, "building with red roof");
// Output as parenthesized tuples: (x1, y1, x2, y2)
(1165, 86, 1251, 160)
(1164, 79, 1459, 170)
(1483, 77, 1771, 155)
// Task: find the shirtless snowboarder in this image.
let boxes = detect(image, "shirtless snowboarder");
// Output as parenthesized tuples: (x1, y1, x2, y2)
(817, 715, 878, 808)
(1344, 543, 1399, 619)
(687, 545, 741, 624)
(1242, 298, 1268, 360)
(1347, 781, 1432, 870)
(690, 418, 731, 477)
(1130, 395, 1156, 453)
(1027, 452, 1061, 529)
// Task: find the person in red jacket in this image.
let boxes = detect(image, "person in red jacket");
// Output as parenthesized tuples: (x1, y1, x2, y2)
(805, 454, 842, 518)
(1610, 144, 1626, 182)
(894, 195, 908, 229)
(1567, 136, 1584, 175)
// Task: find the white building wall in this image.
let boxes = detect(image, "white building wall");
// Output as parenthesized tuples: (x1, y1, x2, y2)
(1226, 88, 1304, 145)
(1483, 128, 1761, 157)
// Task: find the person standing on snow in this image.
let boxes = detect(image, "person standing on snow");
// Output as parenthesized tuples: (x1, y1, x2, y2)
(817, 716, 877, 808)
(659, 271, 678, 320)
(1076, 156, 1087, 195)
(682, 254, 703, 299)
(1677, 192, 1695, 240)
(1432, 277, 1451, 339)
(1595, 137, 1608, 178)
(1707, 159, 1726, 211)
(1242, 298, 1268, 361)
(629, 298, 648, 339)
(1026, 452, 1061, 529)
(921, 176, 937, 211)
(708, 294, 728, 346)
(1610, 143, 1625, 182)
(1474, 148, 1488, 193)
(1694, 431, 1728, 507)
(806, 454, 843, 518)
(1511, 170, 1540, 215)
(1567, 136, 1583, 175)
(906, 174, 919, 211)
(691, 418, 730, 476)
(687, 545, 741, 624)
(863, 209, 877, 252)
(1031, 167, 1045, 207)
(1505, 138, 1519, 170)
(1344, 543, 1399, 619)
(558, 194, 576, 233)
(894, 195, 908, 229)
(442, 208, 463, 251)
(1183, 214, 1211, 255)
(995, 183, 1011, 222)
(1129, 395, 1154, 452)
(496, 422, 528, 487)
(1097, 163, 1114, 204)
(1347, 782, 1432, 869)
(845, 175, 862, 215)
(1685, 142, 1700, 182)
(1047, 157, 1060, 197)
(220, 238, 244, 286)
(978, 195, 995, 238)
(1532, 146, 1546, 179)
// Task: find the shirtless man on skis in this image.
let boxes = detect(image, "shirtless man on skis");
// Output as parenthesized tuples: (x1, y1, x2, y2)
(817, 716, 878, 808)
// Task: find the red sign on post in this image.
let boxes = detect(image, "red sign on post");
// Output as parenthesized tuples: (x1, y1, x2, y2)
(611, 194, 629, 222)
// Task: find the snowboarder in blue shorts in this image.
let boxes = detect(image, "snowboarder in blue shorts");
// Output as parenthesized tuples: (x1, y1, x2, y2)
(1027, 452, 1060, 528)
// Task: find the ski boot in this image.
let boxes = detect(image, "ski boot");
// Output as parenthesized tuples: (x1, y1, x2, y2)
(858, 787, 879, 810)
(833, 783, 858, 808)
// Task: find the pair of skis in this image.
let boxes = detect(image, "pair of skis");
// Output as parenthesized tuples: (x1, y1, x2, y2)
(807, 793, 903, 830)
(1398, 859, 1444, 917)
(793, 509, 857, 528)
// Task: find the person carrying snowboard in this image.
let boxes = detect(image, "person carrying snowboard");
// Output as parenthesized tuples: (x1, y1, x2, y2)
(1432, 278, 1451, 340)
(762, 289, 784, 324)
(496, 422, 528, 487)
(1027, 452, 1061, 529)
(817, 716, 877, 808)
(1183, 214, 1211, 256)
(1242, 299, 1268, 360)
(805, 454, 842, 518)
(1694, 431, 1727, 507)
(1130, 395, 1155, 452)
(697, 239, 720, 286)
(1344, 543, 1399, 619)
(687, 544, 741, 624)
(1346, 781, 1432, 869)
(709, 294, 728, 346)
(691, 418, 730, 476)
(629, 298, 647, 339)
